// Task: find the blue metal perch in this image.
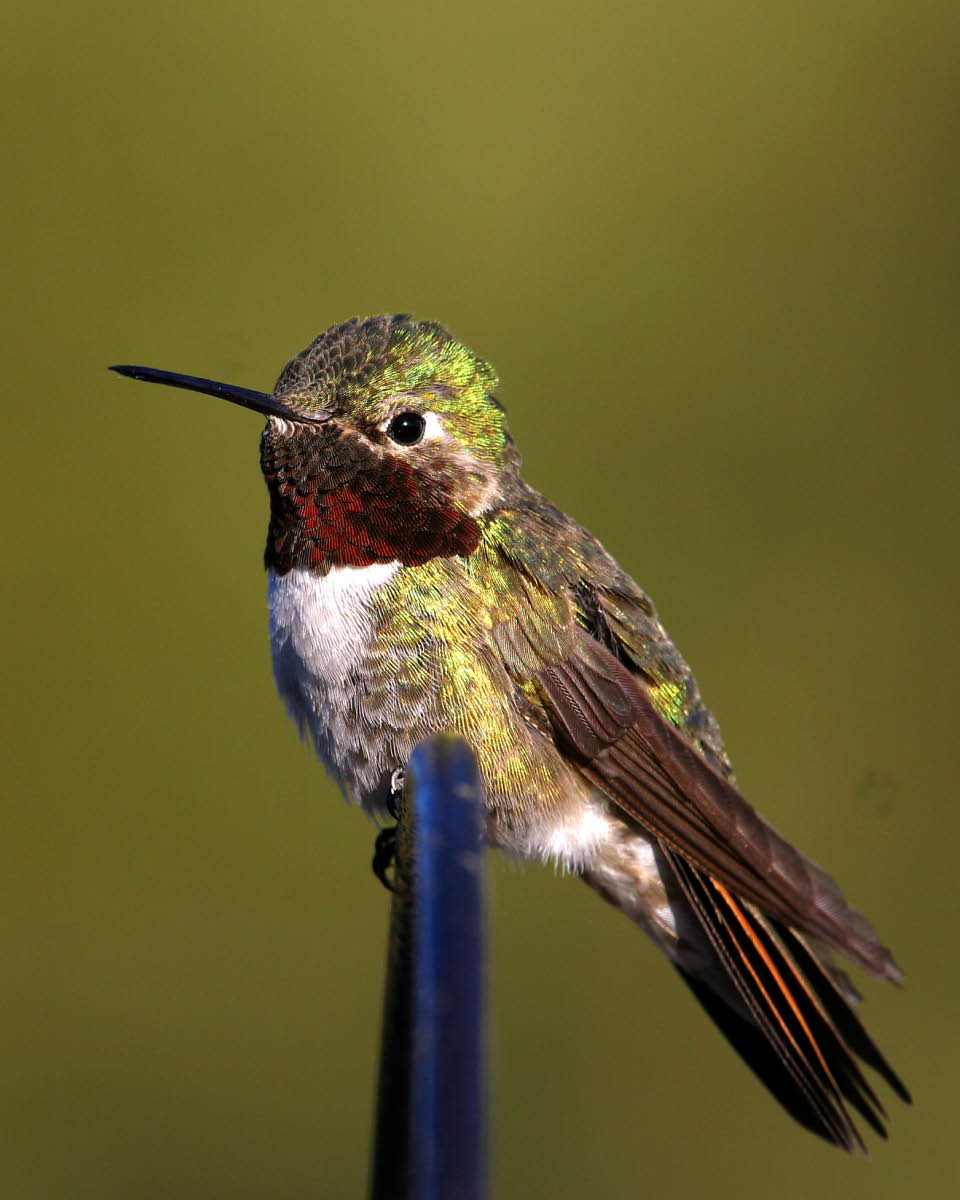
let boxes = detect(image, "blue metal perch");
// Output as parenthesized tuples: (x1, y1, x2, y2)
(371, 736, 487, 1200)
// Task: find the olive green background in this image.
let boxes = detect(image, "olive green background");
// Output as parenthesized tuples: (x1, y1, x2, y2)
(3, 1, 958, 1196)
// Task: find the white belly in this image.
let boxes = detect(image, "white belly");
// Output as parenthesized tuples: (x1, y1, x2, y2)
(267, 562, 400, 795)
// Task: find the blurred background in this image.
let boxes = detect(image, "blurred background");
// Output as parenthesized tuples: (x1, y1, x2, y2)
(3, 1, 958, 1196)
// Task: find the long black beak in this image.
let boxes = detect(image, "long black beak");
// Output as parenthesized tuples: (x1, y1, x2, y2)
(109, 364, 331, 423)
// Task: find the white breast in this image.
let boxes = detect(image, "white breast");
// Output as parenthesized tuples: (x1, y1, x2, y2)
(269, 562, 399, 685)
(267, 563, 400, 785)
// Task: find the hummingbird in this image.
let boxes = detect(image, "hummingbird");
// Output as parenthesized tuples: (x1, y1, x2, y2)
(112, 313, 909, 1150)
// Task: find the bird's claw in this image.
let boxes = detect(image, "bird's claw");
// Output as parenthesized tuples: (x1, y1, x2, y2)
(387, 767, 406, 821)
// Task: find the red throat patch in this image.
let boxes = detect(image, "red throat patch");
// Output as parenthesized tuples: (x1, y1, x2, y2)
(261, 427, 481, 574)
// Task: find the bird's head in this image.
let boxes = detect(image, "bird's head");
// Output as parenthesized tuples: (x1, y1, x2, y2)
(113, 314, 519, 573)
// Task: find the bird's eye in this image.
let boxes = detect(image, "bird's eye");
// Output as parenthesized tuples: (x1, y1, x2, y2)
(387, 411, 426, 446)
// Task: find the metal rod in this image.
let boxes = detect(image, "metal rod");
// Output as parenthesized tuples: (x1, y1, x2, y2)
(370, 736, 487, 1200)
(410, 737, 487, 1200)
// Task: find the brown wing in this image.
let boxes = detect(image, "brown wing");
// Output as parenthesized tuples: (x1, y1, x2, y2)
(483, 494, 907, 1144)
(536, 625, 902, 982)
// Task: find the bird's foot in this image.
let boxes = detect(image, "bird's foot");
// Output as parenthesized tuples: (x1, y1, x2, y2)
(371, 767, 407, 891)
(372, 825, 398, 893)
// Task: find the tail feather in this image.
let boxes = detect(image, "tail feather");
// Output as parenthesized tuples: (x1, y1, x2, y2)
(663, 847, 907, 1150)
(774, 923, 911, 1105)
(675, 965, 868, 1145)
